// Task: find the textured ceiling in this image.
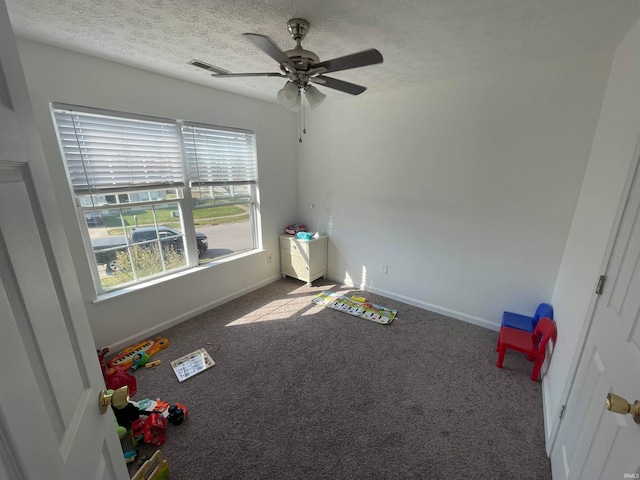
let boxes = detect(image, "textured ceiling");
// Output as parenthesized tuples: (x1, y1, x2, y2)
(6, 0, 640, 104)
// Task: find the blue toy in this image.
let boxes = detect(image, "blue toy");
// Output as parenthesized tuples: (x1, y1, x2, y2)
(501, 303, 553, 333)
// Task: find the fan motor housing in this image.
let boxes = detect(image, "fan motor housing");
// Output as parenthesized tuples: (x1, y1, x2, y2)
(287, 18, 310, 41)
(284, 19, 318, 71)
(284, 48, 319, 70)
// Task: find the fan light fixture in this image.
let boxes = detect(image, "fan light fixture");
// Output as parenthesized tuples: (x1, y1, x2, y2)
(277, 81, 299, 108)
(278, 81, 326, 111)
(305, 85, 326, 110)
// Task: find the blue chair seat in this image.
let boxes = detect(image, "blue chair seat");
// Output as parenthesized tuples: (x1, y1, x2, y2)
(501, 303, 553, 333)
(502, 312, 536, 332)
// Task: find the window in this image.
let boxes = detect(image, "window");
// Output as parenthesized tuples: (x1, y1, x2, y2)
(52, 104, 259, 294)
(182, 123, 258, 258)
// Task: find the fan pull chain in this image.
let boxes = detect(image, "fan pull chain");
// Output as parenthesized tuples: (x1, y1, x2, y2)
(302, 91, 307, 135)
(298, 91, 302, 143)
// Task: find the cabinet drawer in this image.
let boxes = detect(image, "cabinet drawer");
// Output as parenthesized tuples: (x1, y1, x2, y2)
(280, 237, 309, 258)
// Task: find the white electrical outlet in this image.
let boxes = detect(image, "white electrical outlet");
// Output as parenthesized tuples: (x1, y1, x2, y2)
(380, 264, 388, 274)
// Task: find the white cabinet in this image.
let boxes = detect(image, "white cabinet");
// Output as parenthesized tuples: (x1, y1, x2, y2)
(280, 235, 328, 286)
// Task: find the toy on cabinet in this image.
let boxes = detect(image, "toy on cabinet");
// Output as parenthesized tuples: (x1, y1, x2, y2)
(285, 223, 307, 235)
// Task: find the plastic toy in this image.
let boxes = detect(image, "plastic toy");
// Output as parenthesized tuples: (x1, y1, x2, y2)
(130, 418, 144, 447)
(124, 450, 137, 464)
(104, 367, 137, 396)
(131, 352, 150, 371)
(285, 223, 307, 235)
(108, 337, 169, 370)
(496, 317, 557, 381)
(131, 450, 169, 480)
(113, 414, 127, 440)
(153, 399, 171, 413)
(134, 398, 171, 416)
(143, 413, 166, 446)
(145, 360, 162, 369)
(146, 338, 170, 357)
(167, 403, 189, 425)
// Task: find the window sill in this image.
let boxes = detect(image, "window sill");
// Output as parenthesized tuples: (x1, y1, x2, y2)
(93, 248, 263, 304)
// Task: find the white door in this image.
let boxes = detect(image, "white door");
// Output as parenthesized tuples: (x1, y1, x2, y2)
(0, 2, 129, 479)
(550, 151, 640, 478)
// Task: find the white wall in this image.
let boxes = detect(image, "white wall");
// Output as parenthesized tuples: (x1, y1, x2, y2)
(546, 16, 640, 445)
(16, 39, 297, 349)
(296, 51, 613, 331)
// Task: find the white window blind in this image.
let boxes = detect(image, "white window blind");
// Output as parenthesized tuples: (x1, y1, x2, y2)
(182, 124, 258, 187)
(53, 107, 184, 194)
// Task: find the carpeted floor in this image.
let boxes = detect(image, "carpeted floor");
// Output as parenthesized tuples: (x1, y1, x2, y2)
(123, 278, 551, 479)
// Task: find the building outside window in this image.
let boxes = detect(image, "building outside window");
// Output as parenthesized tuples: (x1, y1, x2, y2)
(52, 104, 259, 294)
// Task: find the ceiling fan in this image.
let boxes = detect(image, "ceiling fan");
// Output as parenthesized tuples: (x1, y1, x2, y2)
(208, 18, 384, 110)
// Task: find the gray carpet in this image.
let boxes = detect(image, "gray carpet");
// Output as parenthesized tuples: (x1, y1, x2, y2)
(123, 278, 551, 479)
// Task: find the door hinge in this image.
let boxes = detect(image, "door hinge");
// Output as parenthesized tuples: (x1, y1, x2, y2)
(595, 275, 606, 295)
(559, 404, 566, 420)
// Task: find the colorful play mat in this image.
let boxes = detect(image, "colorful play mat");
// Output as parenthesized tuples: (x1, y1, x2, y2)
(311, 291, 397, 325)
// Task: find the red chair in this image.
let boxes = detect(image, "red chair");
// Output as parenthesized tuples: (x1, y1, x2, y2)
(496, 317, 557, 381)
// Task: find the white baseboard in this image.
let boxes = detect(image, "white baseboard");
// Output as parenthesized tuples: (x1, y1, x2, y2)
(106, 274, 282, 352)
(327, 275, 499, 332)
(109, 272, 499, 354)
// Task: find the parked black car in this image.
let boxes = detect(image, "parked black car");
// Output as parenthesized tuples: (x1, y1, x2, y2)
(92, 226, 208, 272)
(130, 226, 208, 256)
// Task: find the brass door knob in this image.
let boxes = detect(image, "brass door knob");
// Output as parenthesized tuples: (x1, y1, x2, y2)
(98, 385, 130, 414)
(606, 393, 640, 424)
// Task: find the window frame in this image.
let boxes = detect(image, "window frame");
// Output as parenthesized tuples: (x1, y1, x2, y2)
(51, 103, 260, 296)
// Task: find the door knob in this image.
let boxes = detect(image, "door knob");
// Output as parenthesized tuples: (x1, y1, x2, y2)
(98, 385, 129, 414)
(605, 393, 640, 424)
